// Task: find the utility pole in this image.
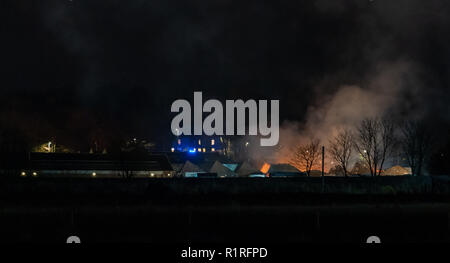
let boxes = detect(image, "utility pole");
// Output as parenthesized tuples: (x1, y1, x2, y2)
(321, 146, 325, 193)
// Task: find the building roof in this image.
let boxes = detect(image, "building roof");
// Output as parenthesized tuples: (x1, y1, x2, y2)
(263, 163, 306, 177)
(209, 160, 237, 177)
(181, 161, 205, 173)
(267, 163, 301, 173)
(236, 161, 263, 177)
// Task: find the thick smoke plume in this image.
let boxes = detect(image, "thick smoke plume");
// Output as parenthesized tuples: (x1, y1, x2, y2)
(265, 61, 427, 171)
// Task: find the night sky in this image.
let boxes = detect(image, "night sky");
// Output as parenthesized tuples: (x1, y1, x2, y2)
(1, 0, 450, 151)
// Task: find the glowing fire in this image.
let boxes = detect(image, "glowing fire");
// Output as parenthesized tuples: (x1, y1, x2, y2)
(260, 162, 271, 174)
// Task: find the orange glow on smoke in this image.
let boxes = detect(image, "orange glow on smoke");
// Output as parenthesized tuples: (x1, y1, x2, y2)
(260, 162, 271, 174)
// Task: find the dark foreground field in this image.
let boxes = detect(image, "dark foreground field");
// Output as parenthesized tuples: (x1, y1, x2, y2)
(1, 176, 450, 243)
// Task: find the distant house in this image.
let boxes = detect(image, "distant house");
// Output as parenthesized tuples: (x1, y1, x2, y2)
(171, 135, 224, 153)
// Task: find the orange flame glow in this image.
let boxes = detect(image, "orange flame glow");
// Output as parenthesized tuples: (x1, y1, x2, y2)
(260, 162, 271, 174)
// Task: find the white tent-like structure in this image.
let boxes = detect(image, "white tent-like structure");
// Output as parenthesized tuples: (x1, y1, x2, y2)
(181, 161, 205, 177)
(236, 161, 265, 177)
(209, 160, 237, 177)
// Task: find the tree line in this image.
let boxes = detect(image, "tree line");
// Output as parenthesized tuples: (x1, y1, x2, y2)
(290, 117, 433, 177)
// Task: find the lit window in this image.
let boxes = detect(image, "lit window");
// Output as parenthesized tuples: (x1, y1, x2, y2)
(211, 139, 215, 145)
(198, 139, 201, 145)
(211, 148, 215, 152)
(171, 147, 175, 152)
(203, 148, 206, 152)
(178, 139, 181, 145)
(198, 148, 201, 152)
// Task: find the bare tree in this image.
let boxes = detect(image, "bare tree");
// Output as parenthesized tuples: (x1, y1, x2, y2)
(379, 118, 396, 176)
(290, 138, 321, 176)
(401, 121, 432, 176)
(329, 129, 354, 177)
(354, 118, 395, 176)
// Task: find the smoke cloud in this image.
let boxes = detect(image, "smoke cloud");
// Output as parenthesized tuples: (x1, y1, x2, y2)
(271, 61, 424, 168)
(244, 0, 450, 170)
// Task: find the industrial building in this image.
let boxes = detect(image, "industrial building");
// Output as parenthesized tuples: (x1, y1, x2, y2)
(0, 152, 173, 178)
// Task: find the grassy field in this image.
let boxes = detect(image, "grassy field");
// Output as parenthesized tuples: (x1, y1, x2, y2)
(1, 177, 449, 243)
